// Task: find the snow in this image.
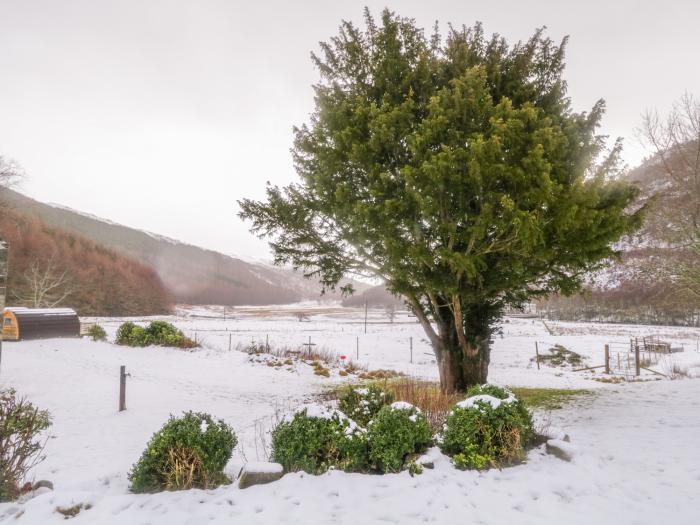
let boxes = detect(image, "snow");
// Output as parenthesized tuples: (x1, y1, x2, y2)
(284, 403, 337, 422)
(390, 401, 416, 411)
(0, 304, 699, 523)
(456, 392, 517, 411)
(241, 462, 283, 475)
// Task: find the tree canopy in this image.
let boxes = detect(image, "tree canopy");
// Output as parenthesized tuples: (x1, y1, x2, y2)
(239, 9, 642, 391)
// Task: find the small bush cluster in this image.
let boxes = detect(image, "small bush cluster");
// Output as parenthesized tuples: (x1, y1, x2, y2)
(129, 412, 237, 493)
(272, 391, 434, 475)
(338, 385, 393, 427)
(115, 321, 197, 349)
(271, 405, 368, 474)
(440, 384, 534, 470)
(0, 389, 52, 502)
(85, 324, 107, 342)
(367, 403, 432, 473)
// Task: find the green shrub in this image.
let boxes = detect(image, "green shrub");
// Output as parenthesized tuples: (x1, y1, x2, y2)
(86, 324, 107, 342)
(407, 461, 423, 476)
(144, 321, 183, 347)
(115, 321, 197, 349)
(129, 412, 236, 493)
(115, 321, 141, 346)
(271, 404, 368, 474)
(338, 385, 393, 427)
(0, 389, 52, 502)
(367, 402, 432, 473)
(441, 385, 534, 470)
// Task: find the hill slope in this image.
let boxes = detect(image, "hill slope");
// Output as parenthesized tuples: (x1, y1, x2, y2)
(0, 189, 360, 306)
(0, 207, 171, 315)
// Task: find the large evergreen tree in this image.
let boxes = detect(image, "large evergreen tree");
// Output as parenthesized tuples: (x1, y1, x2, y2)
(239, 10, 642, 392)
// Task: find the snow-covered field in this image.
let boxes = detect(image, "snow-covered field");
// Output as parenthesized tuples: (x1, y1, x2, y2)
(1, 304, 699, 524)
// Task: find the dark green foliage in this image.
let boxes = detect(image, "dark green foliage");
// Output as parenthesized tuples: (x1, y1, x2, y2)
(0, 389, 52, 502)
(114, 321, 197, 349)
(86, 324, 107, 342)
(367, 404, 433, 473)
(337, 385, 393, 427)
(238, 9, 643, 391)
(115, 321, 141, 345)
(129, 412, 236, 493)
(441, 385, 534, 469)
(271, 407, 368, 474)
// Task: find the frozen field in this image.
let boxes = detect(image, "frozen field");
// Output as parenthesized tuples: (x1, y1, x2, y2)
(0, 303, 699, 524)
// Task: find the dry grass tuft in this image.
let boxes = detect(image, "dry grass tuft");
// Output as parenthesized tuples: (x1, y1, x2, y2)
(163, 447, 206, 491)
(242, 340, 369, 376)
(56, 503, 92, 519)
(358, 369, 404, 380)
(384, 378, 461, 431)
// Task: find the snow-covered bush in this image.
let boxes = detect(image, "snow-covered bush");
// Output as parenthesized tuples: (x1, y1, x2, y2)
(440, 385, 534, 470)
(367, 402, 432, 473)
(115, 321, 197, 349)
(0, 389, 51, 502)
(338, 385, 393, 427)
(271, 404, 368, 474)
(129, 412, 237, 493)
(86, 324, 107, 342)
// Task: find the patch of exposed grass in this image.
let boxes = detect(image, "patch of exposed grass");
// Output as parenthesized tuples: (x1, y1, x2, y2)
(533, 344, 584, 368)
(358, 369, 404, 380)
(56, 503, 92, 519)
(508, 387, 591, 410)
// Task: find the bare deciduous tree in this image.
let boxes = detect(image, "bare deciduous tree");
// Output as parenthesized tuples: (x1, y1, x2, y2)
(0, 156, 22, 190)
(640, 93, 700, 246)
(639, 93, 700, 299)
(14, 254, 73, 308)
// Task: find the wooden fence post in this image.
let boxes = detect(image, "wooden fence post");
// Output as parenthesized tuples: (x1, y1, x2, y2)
(119, 365, 127, 412)
(635, 345, 641, 376)
(364, 299, 368, 334)
(266, 334, 269, 352)
(228, 333, 232, 351)
(356, 336, 359, 360)
(604, 344, 610, 374)
(535, 341, 540, 370)
(410, 337, 413, 364)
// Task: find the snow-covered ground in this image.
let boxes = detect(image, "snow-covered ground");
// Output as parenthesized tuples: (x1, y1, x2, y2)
(1, 304, 699, 524)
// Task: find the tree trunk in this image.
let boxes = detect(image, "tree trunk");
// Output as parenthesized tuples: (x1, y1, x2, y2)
(436, 337, 491, 394)
(404, 294, 494, 394)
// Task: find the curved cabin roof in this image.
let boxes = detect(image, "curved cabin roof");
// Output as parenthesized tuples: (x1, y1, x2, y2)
(3, 307, 80, 341)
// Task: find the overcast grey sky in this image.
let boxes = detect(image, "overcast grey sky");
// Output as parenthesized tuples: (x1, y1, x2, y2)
(1, 0, 698, 259)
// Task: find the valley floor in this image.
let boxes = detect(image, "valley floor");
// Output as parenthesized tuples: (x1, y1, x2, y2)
(0, 305, 699, 524)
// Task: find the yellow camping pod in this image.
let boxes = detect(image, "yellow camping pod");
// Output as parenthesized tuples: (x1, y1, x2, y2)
(2, 307, 80, 341)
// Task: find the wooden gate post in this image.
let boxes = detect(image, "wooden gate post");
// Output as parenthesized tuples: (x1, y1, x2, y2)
(535, 341, 540, 370)
(635, 345, 641, 376)
(119, 365, 127, 412)
(604, 344, 610, 374)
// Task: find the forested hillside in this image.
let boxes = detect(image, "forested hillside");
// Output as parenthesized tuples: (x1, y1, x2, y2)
(0, 207, 171, 316)
(0, 189, 363, 306)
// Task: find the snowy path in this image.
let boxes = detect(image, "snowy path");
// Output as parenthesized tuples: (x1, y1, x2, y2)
(2, 375, 699, 523)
